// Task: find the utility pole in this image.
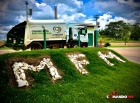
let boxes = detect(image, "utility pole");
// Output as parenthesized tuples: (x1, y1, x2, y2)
(54, 6, 57, 19)
(94, 15, 99, 26)
(25, 1, 28, 22)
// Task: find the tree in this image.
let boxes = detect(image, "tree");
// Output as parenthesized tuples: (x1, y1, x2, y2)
(105, 20, 127, 38)
(98, 29, 108, 36)
(130, 22, 140, 40)
(117, 23, 131, 46)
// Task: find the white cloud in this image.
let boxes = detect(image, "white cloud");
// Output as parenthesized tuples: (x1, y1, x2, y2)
(30, 0, 36, 4)
(0, 25, 13, 35)
(43, 0, 83, 9)
(99, 13, 112, 21)
(98, 13, 136, 29)
(56, 3, 85, 23)
(93, 0, 140, 21)
(15, 15, 26, 22)
(61, 14, 75, 22)
(57, 3, 75, 15)
(33, 2, 54, 19)
(0, 29, 8, 34)
(35, 2, 46, 8)
(84, 17, 96, 24)
(73, 0, 83, 8)
(94, 1, 129, 14)
(1, 25, 13, 30)
(112, 16, 136, 24)
(98, 13, 112, 29)
(60, 13, 86, 23)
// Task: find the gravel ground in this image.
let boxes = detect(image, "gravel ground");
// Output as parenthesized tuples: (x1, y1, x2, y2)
(108, 47, 140, 64)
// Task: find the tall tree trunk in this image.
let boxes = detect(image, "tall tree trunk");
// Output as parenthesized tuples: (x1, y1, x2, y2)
(125, 40, 126, 46)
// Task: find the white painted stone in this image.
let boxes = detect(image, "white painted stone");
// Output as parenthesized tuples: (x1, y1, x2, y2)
(17, 79, 29, 87)
(52, 77, 56, 81)
(81, 69, 88, 74)
(19, 69, 24, 73)
(78, 54, 85, 57)
(54, 71, 59, 75)
(40, 61, 47, 66)
(67, 53, 89, 74)
(32, 66, 37, 71)
(37, 67, 44, 72)
(50, 71, 55, 77)
(49, 67, 56, 72)
(18, 62, 23, 67)
(36, 65, 44, 72)
(22, 62, 29, 67)
(75, 64, 79, 69)
(15, 73, 20, 80)
(21, 66, 28, 70)
(43, 58, 47, 62)
(54, 74, 62, 79)
(20, 72, 26, 80)
(79, 64, 83, 69)
(12, 58, 62, 87)
(98, 51, 125, 66)
(13, 67, 19, 72)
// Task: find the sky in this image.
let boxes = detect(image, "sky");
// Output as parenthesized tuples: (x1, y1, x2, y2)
(0, 0, 140, 40)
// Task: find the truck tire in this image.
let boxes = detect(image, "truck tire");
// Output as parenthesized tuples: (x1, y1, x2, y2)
(71, 43, 78, 48)
(30, 42, 43, 50)
(81, 43, 88, 47)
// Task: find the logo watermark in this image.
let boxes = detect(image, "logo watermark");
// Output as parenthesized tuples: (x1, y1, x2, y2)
(107, 90, 134, 99)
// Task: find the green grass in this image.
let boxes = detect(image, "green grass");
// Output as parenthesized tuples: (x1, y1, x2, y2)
(0, 47, 13, 50)
(0, 48, 140, 103)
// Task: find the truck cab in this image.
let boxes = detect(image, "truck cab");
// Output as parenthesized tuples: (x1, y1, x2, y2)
(67, 26, 88, 47)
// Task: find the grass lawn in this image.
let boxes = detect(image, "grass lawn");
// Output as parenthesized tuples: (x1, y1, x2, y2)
(0, 48, 140, 103)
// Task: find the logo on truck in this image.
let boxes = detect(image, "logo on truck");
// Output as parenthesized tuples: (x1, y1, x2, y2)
(53, 26, 61, 33)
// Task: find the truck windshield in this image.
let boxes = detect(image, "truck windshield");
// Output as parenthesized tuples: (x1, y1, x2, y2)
(82, 29, 87, 34)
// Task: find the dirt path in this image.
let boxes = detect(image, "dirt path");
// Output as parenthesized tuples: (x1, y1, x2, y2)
(108, 47, 140, 64)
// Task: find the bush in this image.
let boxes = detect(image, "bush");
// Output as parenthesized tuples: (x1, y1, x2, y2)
(104, 42, 111, 47)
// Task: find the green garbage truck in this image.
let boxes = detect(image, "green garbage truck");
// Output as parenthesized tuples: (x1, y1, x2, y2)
(6, 20, 88, 50)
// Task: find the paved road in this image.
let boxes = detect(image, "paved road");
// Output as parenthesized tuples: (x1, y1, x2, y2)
(108, 47, 140, 64)
(0, 50, 19, 55)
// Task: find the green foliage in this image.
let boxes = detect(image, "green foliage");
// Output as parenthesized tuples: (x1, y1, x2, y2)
(0, 48, 140, 103)
(131, 22, 140, 40)
(99, 21, 128, 38)
(120, 24, 131, 45)
(99, 21, 140, 45)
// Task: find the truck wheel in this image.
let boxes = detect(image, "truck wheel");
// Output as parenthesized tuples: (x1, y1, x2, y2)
(31, 42, 43, 50)
(72, 43, 78, 48)
(81, 43, 88, 48)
